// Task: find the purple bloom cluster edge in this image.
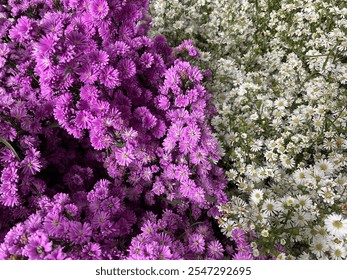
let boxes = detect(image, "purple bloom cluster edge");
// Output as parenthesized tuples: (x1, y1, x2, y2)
(0, 0, 257, 260)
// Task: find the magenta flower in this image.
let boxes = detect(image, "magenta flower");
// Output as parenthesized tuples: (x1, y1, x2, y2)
(23, 231, 52, 260)
(89, 0, 109, 20)
(0, 0, 229, 261)
(189, 233, 205, 254)
(207, 240, 224, 260)
(9, 16, 33, 43)
(99, 66, 120, 88)
(69, 222, 92, 244)
(113, 146, 135, 166)
(233, 252, 254, 260)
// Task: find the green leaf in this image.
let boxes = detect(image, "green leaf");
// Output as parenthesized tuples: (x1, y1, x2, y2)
(0, 136, 20, 161)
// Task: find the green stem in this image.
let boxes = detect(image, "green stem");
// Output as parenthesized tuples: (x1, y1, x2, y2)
(0, 136, 20, 161)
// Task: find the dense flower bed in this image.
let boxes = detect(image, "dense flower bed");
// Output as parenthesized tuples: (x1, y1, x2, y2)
(150, 0, 347, 259)
(1, 0, 347, 260)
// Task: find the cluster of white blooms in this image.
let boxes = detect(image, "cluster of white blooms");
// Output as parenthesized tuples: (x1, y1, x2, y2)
(150, 0, 347, 259)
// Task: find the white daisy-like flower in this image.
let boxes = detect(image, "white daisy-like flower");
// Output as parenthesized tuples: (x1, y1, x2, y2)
(318, 187, 336, 205)
(280, 154, 295, 169)
(310, 237, 328, 258)
(292, 209, 313, 227)
(293, 168, 310, 185)
(231, 196, 248, 216)
(324, 214, 347, 238)
(220, 220, 236, 238)
(284, 196, 295, 207)
(264, 150, 278, 161)
(261, 229, 269, 237)
(250, 139, 263, 152)
(250, 189, 264, 204)
(274, 98, 288, 110)
(296, 194, 313, 210)
(329, 243, 347, 260)
(276, 253, 286, 260)
(335, 176, 347, 186)
(253, 249, 260, 257)
(314, 159, 335, 175)
(298, 252, 311, 260)
(261, 198, 280, 216)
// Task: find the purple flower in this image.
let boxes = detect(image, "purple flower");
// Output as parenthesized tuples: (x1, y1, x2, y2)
(44, 246, 70, 260)
(89, 0, 109, 20)
(9, 16, 33, 43)
(233, 251, 254, 260)
(21, 148, 42, 175)
(189, 233, 205, 254)
(75, 110, 94, 129)
(176, 39, 200, 58)
(69, 222, 92, 244)
(117, 58, 136, 79)
(207, 240, 224, 260)
(43, 212, 64, 236)
(140, 52, 154, 69)
(36, 33, 57, 55)
(0, 0, 229, 261)
(23, 231, 52, 260)
(99, 66, 120, 88)
(113, 146, 135, 166)
(82, 243, 102, 260)
(78, 64, 99, 84)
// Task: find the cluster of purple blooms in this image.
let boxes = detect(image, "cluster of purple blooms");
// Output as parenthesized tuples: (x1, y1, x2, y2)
(0, 0, 258, 260)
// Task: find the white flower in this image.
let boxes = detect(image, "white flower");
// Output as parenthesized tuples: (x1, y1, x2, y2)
(329, 243, 347, 260)
(298, 252, 311, 260)
(264, 150, 278, 161)
(220, 220, 236, 238)
(318, 187, 336, 205)
(261, 229, 269, 237)
(250, 139, 263, 152)
(283, 196, 295, 207)
(276, 253, 286, 260)
(296, 194, 313, 210)
(253, 249, 260, 257)
(314, 159, 334, 175)
(293, 168, 310, 185)
(292, 209, 312, 227)
(280, 154, 295, 169)
(310, 237, 328, 258)
(324, 214, 347, 238)
(274, 98, 288, 110)
(250, 189, 264, 204)
(335, 176, 347, 186)
(261, 198, 279, 216)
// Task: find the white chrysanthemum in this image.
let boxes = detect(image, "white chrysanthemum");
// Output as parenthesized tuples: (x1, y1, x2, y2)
(292, 209, 313, 227)
(293, 168, 310, 185)
(296, 194, 313, 210)
(250, 189, 264, 204)
(298, 252, 311, 260)
(274, 98, 288, 110)
(261, 229, 269, 237)
(318, 187, 336, 205)
(276, 253, 286, 260)
(324, 214, 347, 238)
(280, 154, 295, 169)
(310, 237, 328, 258)
(314, 159, 335, 175)
(335, 175, 347, 187)
(329, 243, 347, 260)
(220, 220, 236, 238)
(261, 198, 280, 216)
